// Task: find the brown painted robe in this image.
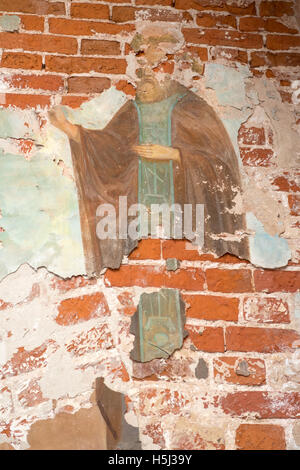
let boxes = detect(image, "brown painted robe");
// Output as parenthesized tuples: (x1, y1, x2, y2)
(70, 84, 249, 276)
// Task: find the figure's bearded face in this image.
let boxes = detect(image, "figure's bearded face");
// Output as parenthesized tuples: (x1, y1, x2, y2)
(136, 72, 164, 103)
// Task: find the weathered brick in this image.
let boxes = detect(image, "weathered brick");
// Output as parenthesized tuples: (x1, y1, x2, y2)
(271, 173, 300, 192)
(70, 3, 109, 20)
(61, 96, 89, 108)
(221, 391, 300, 418)
(239, 16, 265, 32)
(115, 79, 136, 97)
(0, 1, 65, 15)
(0, 341, 57, 380)
(265, 18, 298, 34)
(211, 47, 248, 64)
(196, 13, 236, 29)
(49, 18, 135, 36)
(206, 269, 253, 293)
(20, 15, 44, 31)
(66, 324, 113, 356)
(170, 419, 225, 450)
(139, 388, 190, 417)
(267, 35, 300, 51)
(240, 148, 274, 167)
(250, 51, 267, 67)
(214, 357, 266, 386)
(0, 32, 77, 55)
(186, 46, 209, 62)
(1, 52, 42, 70)
(260, 1, 294, 17)
(226, 326, 300, 353)
(56, 292, 110, 326)
(243, 296, 290, 323)
(238, 126, 266, 146)
(136, 0, 172, 4)
(288, 195, 300, 216)
(8, 74, 64, 92)
(105, 265, 205, 290)
(45, 56, 127, 74)
(175, 0, 256, 15)
(18, 379, 46, 408)
(129, 239, 161, 260)
(254, 270, 300, 293)
(183, 28, 263, 49)
(183, 294, 239, 322)
(50, 275, 97, 293)
(67, 76, 111, 94)
(236, 424, 286, 450)
(4, 93, 50, 108)
(117, 291, 136, 316)
(81, 39, 121, 56)
(162, 240, 247, 263)
(186, 325, 225, 352)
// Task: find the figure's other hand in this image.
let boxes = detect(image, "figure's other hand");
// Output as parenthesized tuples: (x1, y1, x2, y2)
(133, 144, 181, 163)
(48, 106, 80, 142)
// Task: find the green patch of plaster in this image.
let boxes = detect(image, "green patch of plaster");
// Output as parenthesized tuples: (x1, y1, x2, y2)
(0, 15, 20, 32)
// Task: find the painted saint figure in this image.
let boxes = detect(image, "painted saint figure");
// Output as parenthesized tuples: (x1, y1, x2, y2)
(49, 70, 249, 276)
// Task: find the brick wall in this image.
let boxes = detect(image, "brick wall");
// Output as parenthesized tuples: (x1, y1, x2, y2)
(0, 0, 300, 450)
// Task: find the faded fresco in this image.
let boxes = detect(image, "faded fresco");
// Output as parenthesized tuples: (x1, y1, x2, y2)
(0, 26, 294, 280)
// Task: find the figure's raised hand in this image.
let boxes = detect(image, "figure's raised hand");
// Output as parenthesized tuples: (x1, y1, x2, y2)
(48, 106, 80, 142)
(133, 144, 181, 163)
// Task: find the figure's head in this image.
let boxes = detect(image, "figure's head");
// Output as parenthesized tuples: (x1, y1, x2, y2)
(132, 24, 183, 102)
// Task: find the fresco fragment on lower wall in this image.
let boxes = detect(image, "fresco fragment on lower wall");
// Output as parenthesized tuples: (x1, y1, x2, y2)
(0, 63, 298, 280)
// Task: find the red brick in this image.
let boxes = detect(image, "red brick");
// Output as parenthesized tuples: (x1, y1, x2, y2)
(129, 239, 161, 260)
(236, 424, 286, 450)
(61, 96, 89, 108)
(254, 270, 300, 293)
(221, 391, 300, 418)
(105, 265, 205, 290)
(18, 379, 46, 408)
(1, 52, 42, 70)
(250, 51, 267, 67)
(206, 269, 253, 293)
(49, 18, 135, 36)
(240, 148, 274, 167)
(267, 35, 300, 51)
(214, 357, 266, 386)
(162, 240, 247, 263)
(185, 325, 225, 352)
(4, 94, 50, 109)
(243, 296, 290, 323)
(183, 294, 239, 322)
(183, 28, 263, 49)
(20, 15, 44, 31)
(175, 0, 256, 15)
(0, 0, 47, 14)
(56, 292, 110, 326)
(8, 74, 64, 92)
(265, 18, 298, 34)
(66, 324, 113, 356)
(196, 13, 236, 29)
(45, 56, 127, 74)
(47, 2, 66, 15)
(0, 341, 57, 380)
(136, 0, 172, 4)
(186, 46, 209, 62)
(0, 32, 77, 55)
(226, 326, 300, 353)
(239, 17, 265, 32)
(115, 79, 136, 97)
(111, 6, 136, 23)
(67, 76, 111, 94)
(211, 47, 248, 64)
(70, 3, 109, 20)
(81, 39, 121, 56)
(238, 125, 266, 146)
(288, 194, 300, 216)
(133, 355, 194, 381)
(271, 174, 300, 192)
(260, 1, 294, 17)
(267, 52, 300, 67)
